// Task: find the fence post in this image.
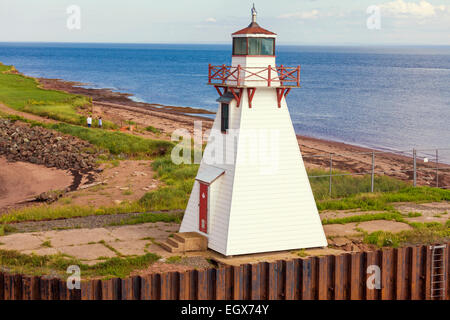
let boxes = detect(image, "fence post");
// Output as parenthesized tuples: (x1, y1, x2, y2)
(208, 64, 211, 84)
(413, 148, 417, 187)
(371, 151, 375, 193)
(237, 65, 241, 87)
(436, 149, 439, 188)
(329, 154, 333, 197)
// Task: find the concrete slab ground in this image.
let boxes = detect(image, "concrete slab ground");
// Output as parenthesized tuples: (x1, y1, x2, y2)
(59, 243, 117, 260)
(108, 240, 149, 256)
(0, 222, 179, 264)
(0, 233, 45, 251)
(357, 220, 412, 233)
(40, 228, 117, 247)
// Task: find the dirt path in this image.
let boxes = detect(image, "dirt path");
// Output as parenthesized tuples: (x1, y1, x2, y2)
(0, 157, 73, 211)
(0, 103, 57, 124)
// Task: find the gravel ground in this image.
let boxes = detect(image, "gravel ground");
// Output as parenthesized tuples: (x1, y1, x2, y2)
(7, 210, 183, 233)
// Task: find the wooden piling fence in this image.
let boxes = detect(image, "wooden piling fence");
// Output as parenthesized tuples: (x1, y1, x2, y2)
(0, 243, 448, 300)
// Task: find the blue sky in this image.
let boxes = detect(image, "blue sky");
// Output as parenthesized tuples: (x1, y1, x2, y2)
(0, 0, 449, 45)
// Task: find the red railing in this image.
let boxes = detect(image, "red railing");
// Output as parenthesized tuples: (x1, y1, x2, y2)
(208, 64, 300, 87)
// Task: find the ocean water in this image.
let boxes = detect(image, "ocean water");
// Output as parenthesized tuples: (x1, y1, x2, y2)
(0, 42, 449, 161)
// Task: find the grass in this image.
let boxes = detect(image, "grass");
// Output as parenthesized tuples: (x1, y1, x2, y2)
(407, 212, 422, 217)
(138, 156, 199, 211)
(48, 122, 173, 157)
(321, 211, 406, 225)
(0, 63, 92, 125)
(99, 240, 122, 257)
(41, 240, 52, 248)
(316, 186, 450, 211)
(0, 203, 162, 224)
(363, 222, 450, 248)
(0, 249, 160, 278)
(297, 249, 308, 258)
(309, 169, 408, 200)
(0, 224, 18, 236)
(145, 125, 162, 135)
(109, 212, 183, 226)
(166, 255, 182, 264)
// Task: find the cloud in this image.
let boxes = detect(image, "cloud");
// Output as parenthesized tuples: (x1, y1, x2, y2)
(278, 9, 320, 20)
(205, 17, 217, 23)
(380, 0, 447, 18)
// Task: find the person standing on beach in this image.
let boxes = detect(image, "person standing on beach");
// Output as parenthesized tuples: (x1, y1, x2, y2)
(98, 116, 103, 128)
(87, 115, 92, 128)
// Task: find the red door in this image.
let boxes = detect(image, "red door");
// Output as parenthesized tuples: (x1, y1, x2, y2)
(199, 182, 208, 233)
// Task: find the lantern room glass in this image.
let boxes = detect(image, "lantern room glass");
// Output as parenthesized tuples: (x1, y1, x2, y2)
(232, 37, 275, 56)
(233, 38, 247, 55)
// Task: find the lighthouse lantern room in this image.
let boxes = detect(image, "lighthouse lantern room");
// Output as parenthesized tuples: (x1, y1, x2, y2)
(179, 6, 327, 256)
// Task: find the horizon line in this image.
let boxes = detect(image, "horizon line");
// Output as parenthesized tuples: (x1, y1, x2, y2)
(1, 41, 450, 48)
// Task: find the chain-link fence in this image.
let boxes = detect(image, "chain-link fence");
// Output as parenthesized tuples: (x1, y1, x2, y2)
(303, 147, 450, 197)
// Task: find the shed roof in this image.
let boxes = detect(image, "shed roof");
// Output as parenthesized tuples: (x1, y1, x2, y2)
(195, 165, 225, 184)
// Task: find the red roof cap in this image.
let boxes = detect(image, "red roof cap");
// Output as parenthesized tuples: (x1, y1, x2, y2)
(232, 22, 276, 36)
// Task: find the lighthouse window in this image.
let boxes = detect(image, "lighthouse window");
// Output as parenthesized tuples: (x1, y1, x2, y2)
(248, 38, 274, 56)
(220, 103, 229, 133)
(233, 38, 247, 55)
(233, 37, 275, 56)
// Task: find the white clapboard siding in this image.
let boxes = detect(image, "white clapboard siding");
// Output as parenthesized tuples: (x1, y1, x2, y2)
(224, 88, 327, 255)
(180, 86, 327, 256)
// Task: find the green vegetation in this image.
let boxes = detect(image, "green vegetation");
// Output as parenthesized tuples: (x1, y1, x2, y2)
(321, 212, 406, 225)
(363, 222, 450, 248)
(0, 249, 159, 278)
(309, 169, 408, 200)
(139, 156, 199, 211)
(407, 212, 422, 218)
(109, 212, 183, 226)
(0, 201, 184, 225)
(0, 224, 17, 236)
(48, 122, 173, 157)
(145, 125, 162, 134)
(297, 249, 308, 258)
(0, 63, 91, 125)
(316, 187, 450, 211)
(41, 240, 52, 248)
(99, 240, 122, 256)
(166, 255, 182, 264)
(0, 203, 156, 224)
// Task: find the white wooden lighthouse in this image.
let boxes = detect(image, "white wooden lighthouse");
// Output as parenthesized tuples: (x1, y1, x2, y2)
(179, 6, 327, 256)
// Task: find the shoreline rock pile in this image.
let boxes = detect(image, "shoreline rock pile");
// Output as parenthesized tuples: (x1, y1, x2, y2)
(0, 119, 98, 170)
